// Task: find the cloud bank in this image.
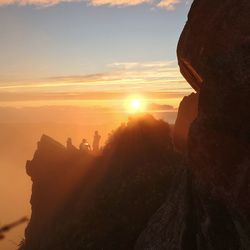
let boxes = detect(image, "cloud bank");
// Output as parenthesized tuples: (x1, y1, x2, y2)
(0, 60, 191, 108)
(0, 61, 190, 93)
(0, 0, 182, 9)
(89, 0, 150, 7)
(148, 103, 175, 111)
(157, 0, 180, 10)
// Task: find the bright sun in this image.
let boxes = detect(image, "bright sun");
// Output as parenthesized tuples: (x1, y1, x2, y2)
(125, 96, 146, 113)
(131, 99, 141, 110)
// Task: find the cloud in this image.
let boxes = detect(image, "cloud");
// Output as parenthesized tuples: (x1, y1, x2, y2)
(0, 0, 182, 8)
(157, 0, 180, 10)
(89, 0, 151, 7)
(0, 91, 188, 102)
(0, 0, 150, 6)
(0, 0, 61, 6)
(0, 0, 151, 6)
(0, 60, 190, 93)
(148, 103, 175, 111)
(0, 60, 192, 109)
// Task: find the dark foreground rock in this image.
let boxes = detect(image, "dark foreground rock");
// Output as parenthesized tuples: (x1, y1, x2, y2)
(136, 0, 250, 249)
(173, 92, 198, 152)
(135, 171, 250, 250)
(21, 115, 186, 250)
(178, 0, 250, 217)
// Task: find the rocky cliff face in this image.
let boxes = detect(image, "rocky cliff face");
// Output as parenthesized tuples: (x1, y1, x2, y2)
(173, 92, 199, 152)
(22, 115, 187, 250)
(178, 0, 250, 217)
(135, 0, 250, 249)
(135, 171, 249, 250)
(24, 135, 94, 248)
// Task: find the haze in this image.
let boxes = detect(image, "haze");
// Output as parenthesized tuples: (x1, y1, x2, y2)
(0, 0, 192, 249)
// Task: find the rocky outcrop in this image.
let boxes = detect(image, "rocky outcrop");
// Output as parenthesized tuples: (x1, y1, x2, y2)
(22, 115, 186, 250)
(135, 170, 250, 250)
(177, 0, 250, 217)
(173, 92, 199, 152)
(24, 135, 94, 249)
(135, 0, 250, 249)
(177, 0, 250, 92)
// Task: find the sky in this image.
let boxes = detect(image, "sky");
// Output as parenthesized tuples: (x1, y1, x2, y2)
(0, 2, 194, 249)
(0, 0, 193, 112)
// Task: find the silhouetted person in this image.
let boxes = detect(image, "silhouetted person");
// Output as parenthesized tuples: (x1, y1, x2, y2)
(92, 131, 101, 153)
(66, 137, 77, 152)
(79, 139, 91, 152)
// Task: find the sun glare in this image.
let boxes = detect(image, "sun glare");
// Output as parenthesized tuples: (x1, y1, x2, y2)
(125, 96, 146, 113)
(131, 99, 141, 110)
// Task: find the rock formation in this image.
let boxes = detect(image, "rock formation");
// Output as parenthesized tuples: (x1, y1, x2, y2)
(24, 135, 94, 249)
(135, 170, 249, 250)
(177, 0, 250, 217)
(173, 92, 199, 152)
(21, 115, 186, 250)
(135, 0, 250, 249)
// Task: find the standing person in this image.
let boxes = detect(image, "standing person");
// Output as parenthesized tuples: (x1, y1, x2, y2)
(66, 137, 73, 150)
(66, 137, 77, 152)
(92, 131, 101, 153)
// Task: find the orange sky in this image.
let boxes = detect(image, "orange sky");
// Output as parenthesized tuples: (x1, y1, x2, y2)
(0, 2, 195, 249)
(0, 61, 192, 110)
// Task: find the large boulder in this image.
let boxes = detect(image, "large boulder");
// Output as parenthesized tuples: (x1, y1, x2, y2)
(135, 0, 250, 249)
(178, 0, 250, 216)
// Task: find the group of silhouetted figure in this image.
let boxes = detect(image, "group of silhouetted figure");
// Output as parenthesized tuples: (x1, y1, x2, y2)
(66, 131, 101, 154)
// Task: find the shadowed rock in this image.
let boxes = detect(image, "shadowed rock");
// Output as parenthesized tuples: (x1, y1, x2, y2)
(135, 0, 250, 249)
(24, 134, 94, 249)
(22, 115, 185, 250)
(177, 0, 250, 216)
(173, 92, 199, 152)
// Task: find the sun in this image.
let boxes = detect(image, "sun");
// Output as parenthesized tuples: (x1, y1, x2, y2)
(131, 99, 141, 110)
(125, 96, 146, 113)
